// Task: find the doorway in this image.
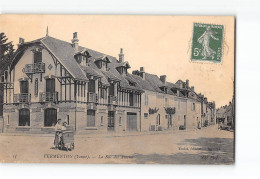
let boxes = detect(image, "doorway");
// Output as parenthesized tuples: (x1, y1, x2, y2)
(108, 111, 115, 131)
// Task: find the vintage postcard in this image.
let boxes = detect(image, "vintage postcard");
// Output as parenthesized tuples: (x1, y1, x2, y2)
(0, 15, 235, 164)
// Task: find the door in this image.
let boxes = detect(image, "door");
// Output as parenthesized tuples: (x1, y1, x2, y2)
(46, 79, 55, 93)
(127, 112, 137, 131)
(107, 111, 115, 131)
(34, 51, 42, 64)
(19, 108, 30, 126)
(87, 110, 96, 127)
(20, 81, 29, 94)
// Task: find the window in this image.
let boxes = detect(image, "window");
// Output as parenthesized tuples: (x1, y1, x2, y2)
(129, 93, 134, 106)
(87, 110, 96, 127)
(67, 115, 70, 125)
(184, 115, 186, 127)
(44, 108, 57, 127)
(101, 116, 104, 125)
(119, 117, 122, 125)
(19, 108, 30, 126)
(35, 78, 38, 97)
(95, 60, 107, 71)
(157, 114, 161, 125)
(1, 75, 4, 82)
(109, 84, 114, 96)
(76, 55, 82, 64)
(34, 50, 42, 64)
(101, 61, 107, 71)
(144, 95, 149, 106)
(144, 113, 148, 119)
(164, 98, 168, 107)
(192, 103, 196, 111)
(165, 115, 168, 120)
(160, 87, 167, 93)
(88, 80, 95, 93)
(7, 115, 9, 125)
(172, 88, 177, 94)
(4, 70, 8, 82)
(129, 81, 136, 87)
(101, 88, 106, 99)
(117, 67, 127, 75)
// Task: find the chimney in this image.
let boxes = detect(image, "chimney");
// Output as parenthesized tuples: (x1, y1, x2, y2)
(186, 79, 189, 88)
(191, 86, 194, 91)
(204, 97, 208, 103)
(71, 32, 79, 51)
(18, 37, 25, 48)
(140, 67, 145, 80)
(160, 75, 167, 84)
(118, 48, 124, 63)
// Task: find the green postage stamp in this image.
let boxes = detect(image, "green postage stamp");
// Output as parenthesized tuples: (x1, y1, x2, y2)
(191, 23, 224, 63)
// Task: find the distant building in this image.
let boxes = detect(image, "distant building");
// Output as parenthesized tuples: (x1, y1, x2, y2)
(0, 32, 216, 134)
(216, 97, 234, 129)
(132, 69, 215, 131)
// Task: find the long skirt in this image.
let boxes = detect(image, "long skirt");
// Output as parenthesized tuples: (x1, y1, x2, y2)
(54, 132, 61, 146)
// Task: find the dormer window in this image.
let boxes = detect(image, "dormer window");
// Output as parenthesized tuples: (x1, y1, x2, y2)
(160, 86, 167, 93)
(94, 55, 111, 71)
(96, 60, 108, 71)
(117, 66, 127, 75)
(116, 61, 131, 75)
(75, 54, 87, 66)
(74, 49, 91, 66)
(128, 81, 136, 87)
(171, 88, 177, 94)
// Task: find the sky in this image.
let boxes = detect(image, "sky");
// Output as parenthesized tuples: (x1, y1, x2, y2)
(0, 15, 234, 108)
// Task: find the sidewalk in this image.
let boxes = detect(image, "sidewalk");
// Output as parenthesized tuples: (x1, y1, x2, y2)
(0, 125, 217, 138)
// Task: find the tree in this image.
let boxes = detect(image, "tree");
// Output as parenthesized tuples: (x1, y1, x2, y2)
(0, 32, 15, 72)
(0, 32, 15, 116)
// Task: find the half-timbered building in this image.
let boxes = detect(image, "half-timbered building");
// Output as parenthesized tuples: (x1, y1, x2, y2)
(0, 32, 215, 134)
(1, 33, 142, 134)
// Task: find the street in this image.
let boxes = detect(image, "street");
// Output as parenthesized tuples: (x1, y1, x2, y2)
(0, 125, 234, 164)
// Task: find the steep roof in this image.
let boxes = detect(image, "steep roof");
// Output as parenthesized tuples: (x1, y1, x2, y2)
(41, 36, 141, 91)
(41, 36, 87, 80)
(131, 75, 156, 92)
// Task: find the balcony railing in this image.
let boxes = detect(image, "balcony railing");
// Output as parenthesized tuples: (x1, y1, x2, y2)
(13, 93, 31, 103)
(40, 92, 58, 102)
(24, 62, 45, 74)
(87, 92, 98, 103)
(108, 95, 117, 105)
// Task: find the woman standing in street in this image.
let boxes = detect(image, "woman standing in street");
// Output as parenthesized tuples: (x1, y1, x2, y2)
(54, 119, 62, 149)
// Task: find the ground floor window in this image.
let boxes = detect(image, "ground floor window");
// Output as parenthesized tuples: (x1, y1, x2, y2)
(87, 110, 96, 127)
(44, 108, 57, 127)
(157, 114, 161, 125)
(100, 116, 104, 125)
(119, 117, 122, 125)
(19, 108, 30, 126)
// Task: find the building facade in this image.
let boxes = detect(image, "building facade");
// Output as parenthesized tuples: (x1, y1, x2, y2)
(0, 33, 216, 134)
